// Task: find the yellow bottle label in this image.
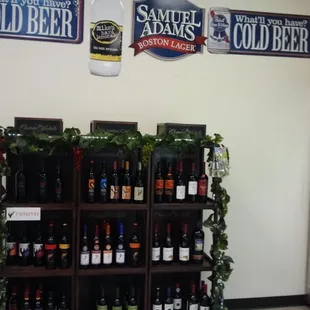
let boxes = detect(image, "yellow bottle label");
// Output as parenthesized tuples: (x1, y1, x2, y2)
(59, 244, 70, 250)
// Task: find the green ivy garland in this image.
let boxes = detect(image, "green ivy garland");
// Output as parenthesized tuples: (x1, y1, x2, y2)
(0, 127, 232, 310)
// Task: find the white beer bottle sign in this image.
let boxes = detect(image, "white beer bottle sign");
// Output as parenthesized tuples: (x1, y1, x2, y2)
(89, 0, 124, 76)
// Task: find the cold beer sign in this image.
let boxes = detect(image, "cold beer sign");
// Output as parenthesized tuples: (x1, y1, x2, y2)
(207, 8, 310, 58)
(130, 0, 206, 60)
(0, 0, 83, 43)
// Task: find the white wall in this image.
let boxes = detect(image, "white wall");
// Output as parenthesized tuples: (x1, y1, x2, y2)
(1, 0, 310, 300)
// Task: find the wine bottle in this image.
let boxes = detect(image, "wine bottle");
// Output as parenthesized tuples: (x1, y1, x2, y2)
(152, 223, 160, 265)
(45, 222, 57, 270)
(173, 283, 182, 310)
(6, 223, 17, 265)
(187, 284, 198, 310)
(80, 224, 90, 268)
(21, 288, 31, 310)
(8, 286, 18, 310)
(91, 224, 101, 268)
(153, 287, 162, 310)
(164, 287, 173, 310)
(179, 223, 190, 265)
(103, 223, 113, 267)
(58, 292, 69, 310)
(112, 287, 123, 310)
(34, 289, 43, 310)
(59, 223, 71, 269)
(128, 287, 138, 310)
(55, 163, 63, 202)
(162, 223, 173, 264)
(200, 281, 205, 300)
(46, 291, 56, 310)
(15, 156, 26, 203)
(122, 161, 132, 203)
(38, 159, 48, 203)
(120, 159, 125, 185)
(110, 160, 120, 202)
(99, 161, 108, 203)
(198, 162, 208, 203)
(19, 225, 31, 266)
(88, 160, 96, 203)
(115, 222, 125, 266)
(176, 160, 186, 203)
(192, 221, 204, 264)
(97, 286, 108, 310)
(164, 162, 174, 203)
(188, 162, 198, 203)
(129, 223, 140, 267)
(134, 161, 144, 203)
(200, 284, 211, 310)
(33, 224, 44, 267)
(154, 162, 164, 203)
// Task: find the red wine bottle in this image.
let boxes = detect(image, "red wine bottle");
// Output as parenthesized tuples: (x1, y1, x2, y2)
(100, 161, 108, 204)
(19, 225, 31, 266)
(173, 283, 182, 310)
(129, 223, 140, 267)
(122, 161, 132, 203)
(45, 222, 56, 270)
(115, 222, 125, 266)
(59, 223, 71, 269)
(33, 224, 44, 267)
(37, 160, 48, 203)
(188, 162, 198, 202)
(80, 224, 90, 269)
(15, 157, 26, 203)
(34, 289, 43, 310)
(155, 162, 164, 203)
(200, 284, 211, 310)
(164, 287, 173, 310)
(134, 161, 144, 203)
(162, 223, 173, 264)
(152, 287, 162, 310)
(198, 162, 208, 203)
(176, 160, 186, 203)
(91, 224, 101, 268)
(152, 223, 160, 265)
(6, 223, 17, 265)
(179, 223, 189, 265)
(8, 286, 18, 310)
(55, 163, 63, 202)
(88, 160, 95, 203)
(21, 288, 31, 310)
(110, 160, 120, 203)
(103, 223, 113, 267)
(187, 284, 198, 310)
(164, 162, 174, 203)
(192, 221, 204, 264)
(46, 291, 56, 310)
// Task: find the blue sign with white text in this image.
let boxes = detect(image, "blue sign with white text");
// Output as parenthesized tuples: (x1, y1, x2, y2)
(0, 0, 83, 43)
(207, 8, 310, 58)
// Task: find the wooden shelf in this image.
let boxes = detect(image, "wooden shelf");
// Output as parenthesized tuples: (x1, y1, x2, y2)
(0, 265, 74, 278)
(150, 259, 212, 274)
(153, 198, 216, 210)
(77, 266, 147, 276)
(3, 202, 75, 211)
(79, 203, 148, 211)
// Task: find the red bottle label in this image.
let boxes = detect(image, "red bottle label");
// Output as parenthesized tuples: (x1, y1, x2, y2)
(198, 179, 207, 196)
(155, 180, 164, 195)
(165, 180, 174, 195)
(45, 244, 57, 250)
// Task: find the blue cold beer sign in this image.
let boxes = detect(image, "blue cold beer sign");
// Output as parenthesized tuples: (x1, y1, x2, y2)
(207, 8, 310, 58)
(0, 0, 83, 43)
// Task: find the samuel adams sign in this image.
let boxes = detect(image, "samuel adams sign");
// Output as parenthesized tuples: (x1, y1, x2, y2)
(130, 0, 206, 60)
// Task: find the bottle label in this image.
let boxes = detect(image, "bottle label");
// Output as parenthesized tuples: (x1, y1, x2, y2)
(173, 298, 182, 309)
(88, 178, 95, 195)
(200, 307, 210, 310)
(130, 243, 141, 249)
(91, 250, 101, 265)
(19, 243, 30, 257)
(164, 305, 173, 310)
(33, 243, 44, 258)
(116, 249, 125, 264)
(103, 250, 112, 264)
(163, 247, 173, 261)
(155, 180, 164, 195)
(90, 20, 123, 62)
(100, 178, 107, 196)
(80, 252, 90, 266)
(110, 185, 120, 200)
(176, 185, 186, 199)
(188, 181, 198, 195)
(134, 187, 144, 201)
(45, 244, 57, 250)
(17, 179, 26, 196)
(59, 243, 70, 250)
(112, 307, 122, 310)
(153, 305, 162, 310)
(194, 239, 204, 252)
(164, 180, 174, 196)
(179, 247, 189, 261)
(152, 247, 160, 261)
(6, 241, 17, 256)
(122, 186, 132, 200)
(189, 305, 199, 310)
(198, 179, 207, 196)
(128, 306, 138, 310)
(97, 306, 108, 310)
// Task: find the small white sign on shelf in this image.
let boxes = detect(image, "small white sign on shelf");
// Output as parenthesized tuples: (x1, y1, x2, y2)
(6, 207, 41, 221)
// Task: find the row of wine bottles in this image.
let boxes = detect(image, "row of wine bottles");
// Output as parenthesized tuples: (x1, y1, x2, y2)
(154, 161, 208, 203)
(86, 160, 145, 203)
(152, 223, 205, 265)
(15, 159, 64, 203)
(7, 222, 71, 269)
(7, 285, 70, 310)
(96, 286, 138, 310)
(152, 282, 210, 310)
(80, 222, 141, 268)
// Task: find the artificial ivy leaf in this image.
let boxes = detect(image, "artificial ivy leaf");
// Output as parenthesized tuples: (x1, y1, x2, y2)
(223, 255, 234, 264)
(218, 218, 227, 231)
(203, 214, 214, 228)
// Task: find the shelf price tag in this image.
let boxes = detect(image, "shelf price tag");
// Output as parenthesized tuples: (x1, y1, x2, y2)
(6, 207, 41, 221)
